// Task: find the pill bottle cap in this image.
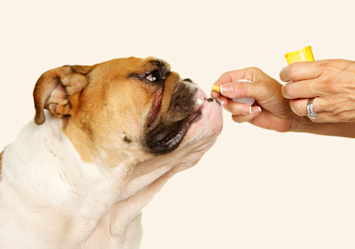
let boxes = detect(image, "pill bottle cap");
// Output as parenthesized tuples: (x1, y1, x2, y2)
(285, 46, 314, 64)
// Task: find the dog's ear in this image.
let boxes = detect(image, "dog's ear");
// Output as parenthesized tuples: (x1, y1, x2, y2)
(33, 65, 95, 125)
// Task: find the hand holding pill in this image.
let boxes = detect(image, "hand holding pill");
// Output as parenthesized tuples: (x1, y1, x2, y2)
(211, 69, 263, 122)
(211, 67, 297, 131)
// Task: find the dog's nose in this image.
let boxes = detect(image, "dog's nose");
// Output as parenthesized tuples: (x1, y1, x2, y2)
(182, 78, 197, 85)
(206, 97, 221, 106)
(183, 78, 193, 83)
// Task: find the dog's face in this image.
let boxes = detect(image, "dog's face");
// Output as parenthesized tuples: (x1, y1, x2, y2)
(33, 57, 223, 167)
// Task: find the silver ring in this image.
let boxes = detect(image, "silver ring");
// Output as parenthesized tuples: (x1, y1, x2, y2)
(307, 98, 318, 120)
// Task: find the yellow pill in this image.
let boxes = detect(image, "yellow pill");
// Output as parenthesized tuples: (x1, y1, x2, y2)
(212, 85, 220, 93)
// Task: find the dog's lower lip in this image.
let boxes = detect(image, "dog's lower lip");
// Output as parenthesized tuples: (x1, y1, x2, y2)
(146, 104, 203, 154)
(146, 83, 207, 154)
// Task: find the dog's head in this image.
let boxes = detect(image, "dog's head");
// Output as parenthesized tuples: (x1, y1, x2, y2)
(33, 57, 223, 167)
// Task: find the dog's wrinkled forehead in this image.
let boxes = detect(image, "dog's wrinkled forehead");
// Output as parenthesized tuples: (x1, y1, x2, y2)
(93, 57, 171, 79)
(126, 57, 171, 79)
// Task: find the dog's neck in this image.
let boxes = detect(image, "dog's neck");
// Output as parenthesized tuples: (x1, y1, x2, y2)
(4, 112, 205, 247)
(5, 114, 126, 221)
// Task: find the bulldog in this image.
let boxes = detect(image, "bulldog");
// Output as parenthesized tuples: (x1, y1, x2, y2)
(0, 57, 223, 249)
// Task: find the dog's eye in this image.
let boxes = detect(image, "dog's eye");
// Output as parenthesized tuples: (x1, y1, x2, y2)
(146, 70, 160, 82)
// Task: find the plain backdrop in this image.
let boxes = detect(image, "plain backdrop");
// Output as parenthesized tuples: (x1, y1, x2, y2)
(1, 0, 355, 248)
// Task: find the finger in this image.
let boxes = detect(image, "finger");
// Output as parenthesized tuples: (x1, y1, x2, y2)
(289, 98, 328, 117)
(231, 106, 262, 123)
(210, 90, 221, 99)
(219, 81, 269, 100)
(281, 79, 321, 99)
(224, 101, 253, 115)
(214, 69, 252, 87)
(214, 67, 269, 87)
(216, 95, 229, 107)
(279, 61, 325, 82)
(306, 112, 349, 123)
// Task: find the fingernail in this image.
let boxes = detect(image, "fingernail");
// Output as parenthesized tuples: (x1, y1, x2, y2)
(220, 84, 233, 95)
(242, 106, 252, 114)
(258, 106, 262, 112)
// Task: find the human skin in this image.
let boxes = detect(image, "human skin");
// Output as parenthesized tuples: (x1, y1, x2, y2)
(280, 59, 355, 123)
(211, 67, 355, 138)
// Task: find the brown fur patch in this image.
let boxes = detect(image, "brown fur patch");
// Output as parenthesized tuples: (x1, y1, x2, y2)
(61, 57, 177, 167)
(33, 57, 189, 168)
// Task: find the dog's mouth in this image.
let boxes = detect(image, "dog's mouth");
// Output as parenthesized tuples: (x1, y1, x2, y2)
(144, 78, 204, 155)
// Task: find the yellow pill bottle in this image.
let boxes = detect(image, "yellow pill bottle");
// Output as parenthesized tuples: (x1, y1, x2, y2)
(285, 46, 315, 64)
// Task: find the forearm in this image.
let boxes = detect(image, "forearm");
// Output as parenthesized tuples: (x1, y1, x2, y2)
(293, 118, 355, 138)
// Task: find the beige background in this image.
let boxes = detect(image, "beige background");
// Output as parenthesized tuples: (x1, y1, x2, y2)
(1, 0, 355, 248)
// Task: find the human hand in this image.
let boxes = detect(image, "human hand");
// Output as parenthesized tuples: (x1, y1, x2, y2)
(211, 68, 301, 132)
(280, 59, 355, 122)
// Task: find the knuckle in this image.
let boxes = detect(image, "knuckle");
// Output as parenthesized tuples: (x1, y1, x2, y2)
(247, 67, 262, 73)
(318, 60, 330, 71)
(329, 109, 336, 116)
(245, 67, 265, 80)
(318, 60, 341, 80)
(240, 82, 248, 96)
(290, 101, 304, 116)
(327, 98, 339, 111)
(326, 79, 340, 93)
(316, 60, 332, 77)
(284, 84, 294, 98)
(246, 67, 261, 73)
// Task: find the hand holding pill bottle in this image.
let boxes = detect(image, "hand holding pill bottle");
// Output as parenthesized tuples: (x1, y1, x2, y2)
(210, 47, 315, 129)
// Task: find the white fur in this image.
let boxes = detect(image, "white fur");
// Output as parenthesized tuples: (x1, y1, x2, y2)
(0, 97, 222, 249)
